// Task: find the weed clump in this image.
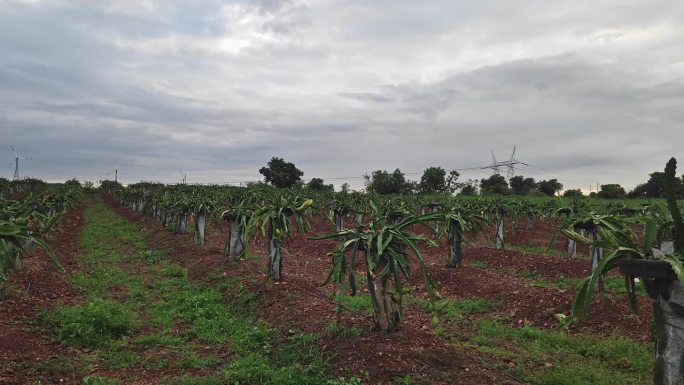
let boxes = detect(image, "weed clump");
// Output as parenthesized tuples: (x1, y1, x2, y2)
(45, 297, 136, 347)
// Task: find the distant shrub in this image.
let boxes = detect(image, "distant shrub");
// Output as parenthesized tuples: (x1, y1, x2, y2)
(563, 189, 583, 197)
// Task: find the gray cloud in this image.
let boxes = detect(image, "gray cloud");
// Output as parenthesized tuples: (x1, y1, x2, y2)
(1, 0, 683, 190)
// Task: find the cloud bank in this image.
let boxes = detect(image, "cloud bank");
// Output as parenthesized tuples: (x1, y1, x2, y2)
(1, 0, 683, 190)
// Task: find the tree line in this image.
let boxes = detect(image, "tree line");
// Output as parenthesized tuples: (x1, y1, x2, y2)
(253, 156, 684, 198)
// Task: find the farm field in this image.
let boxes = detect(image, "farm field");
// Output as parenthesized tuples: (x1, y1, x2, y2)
(0, 190, 658, 385)
(4, 2, 684, 384)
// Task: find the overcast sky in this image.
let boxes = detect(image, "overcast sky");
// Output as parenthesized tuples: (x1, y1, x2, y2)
(1, 0, 683, 191)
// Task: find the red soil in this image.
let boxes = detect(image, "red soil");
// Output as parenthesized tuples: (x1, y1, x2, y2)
(0, 205, 85, 385)
(108, 198, 654, 384)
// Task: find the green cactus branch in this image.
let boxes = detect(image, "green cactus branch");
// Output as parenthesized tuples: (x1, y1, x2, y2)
(664, 157, 684, 253)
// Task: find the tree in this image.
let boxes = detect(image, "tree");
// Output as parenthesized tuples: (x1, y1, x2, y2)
(446, 170, 460, 193)
(629, 171, 684, 199)
(306, 178, 333, 193)
(458, 179, 478, 196)
(419, 167, 447, 194)
(479, 174, 510, 195)
(537, 179, 563, 196)
(259, 157, 303, 188)
(0, 177, 10, 196)
(364, 169, 412, 195)
(598, 184, 626, 199)
(563, 189, 584, 197)
(509, 175, 536, 195)
(64, 178, 82, 189)
(340, 183, 350, 193)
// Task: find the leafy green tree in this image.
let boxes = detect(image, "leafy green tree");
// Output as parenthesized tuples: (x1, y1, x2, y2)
(64, 179, 82, 189)
(417, 167, 460, 194)
(598, 184, 626, 199)
(458, 179, 478, 196)
(0, 178, 10, 197)
(446, 170, 460, 193)
(563, 189, 584, 197)
(629, 171, 684, 198)
(509, 175, 536, 195)
(479, 174, 510, 195)
(364, 169, 412, 195)
(259, 157, 303, 188)
(306, 178, 334, 192)
(536, 179, 563, 196)
(419, 167, 447, 194)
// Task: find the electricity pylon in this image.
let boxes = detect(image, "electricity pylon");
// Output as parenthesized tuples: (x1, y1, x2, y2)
(482, 146, 527, 179)
(10, 146, 30, 181)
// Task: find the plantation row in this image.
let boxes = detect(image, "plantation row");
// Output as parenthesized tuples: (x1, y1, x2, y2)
(0, 183, 83, 287)
(107, 158, 684, 385)
(106, 176, 676, 323)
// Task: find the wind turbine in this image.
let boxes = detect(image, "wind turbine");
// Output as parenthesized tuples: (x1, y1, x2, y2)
(10, 146, 30, 181)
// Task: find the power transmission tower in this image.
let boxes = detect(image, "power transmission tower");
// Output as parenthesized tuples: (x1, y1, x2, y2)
(179, 169, 187, 185)
(10, 146, 30, 181)
(482, 146, 527, 179)
(106, 159, 124, 183)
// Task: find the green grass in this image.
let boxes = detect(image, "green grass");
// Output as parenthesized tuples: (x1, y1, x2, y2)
(517, 268, 540, 279)
(39, 198, 336, 384)
(179, 352, 220, 369)
(71, 267, 141, 295)
(469, 260, 488, 269)
(43, 297, 136, 347)
(506, 243, 569, 258)
(529, 275, 647, 296)
(82, 376, 123, 385)
(136, 249, 168, 263)
(133, 332, 185, 347)
(97, 344, 139, 369)
(325, 377, 366, 385)
(390, 375, 420, 385)
(336, 293, 373, 314)
(425, 298, 498, 318)
(159, 376, 224, 385)
(222, 331, 329, 385)
(420, 291, 652, 385)
(470, 319, 652, 385)
(325, 322, 363, 338)
(19, 355, 84, 377)
(422, 298, 499, 333)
